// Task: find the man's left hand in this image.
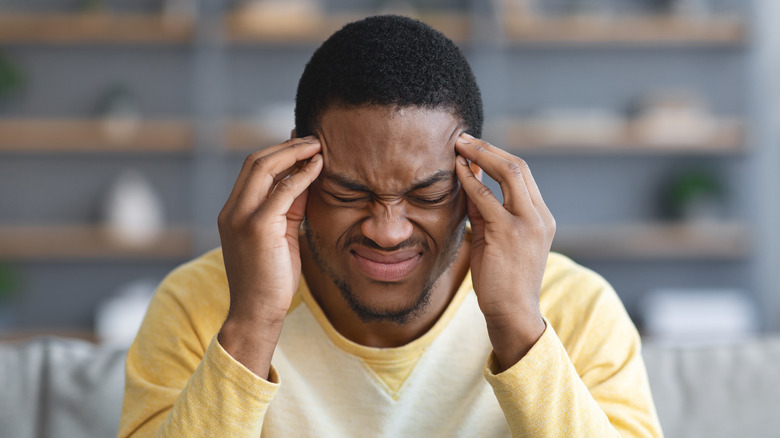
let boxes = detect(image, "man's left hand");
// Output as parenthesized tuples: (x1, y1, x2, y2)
(454, 133, 556, 372)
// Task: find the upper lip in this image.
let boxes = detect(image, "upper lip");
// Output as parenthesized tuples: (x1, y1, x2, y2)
(351, 246, 421, 264)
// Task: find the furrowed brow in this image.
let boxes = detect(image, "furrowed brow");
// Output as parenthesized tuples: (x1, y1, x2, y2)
(322, 173, 372, 192)
(409, 170, 456, 191)
(322, 169, 455, 194)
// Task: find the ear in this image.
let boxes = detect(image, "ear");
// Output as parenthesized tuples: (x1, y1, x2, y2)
(290, 128, 297, 139)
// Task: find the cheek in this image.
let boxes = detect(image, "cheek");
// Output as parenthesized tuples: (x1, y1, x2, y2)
(411, 194, 468, 241)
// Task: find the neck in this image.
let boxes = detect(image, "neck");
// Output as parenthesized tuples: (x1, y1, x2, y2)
(300, 239, 470, 348)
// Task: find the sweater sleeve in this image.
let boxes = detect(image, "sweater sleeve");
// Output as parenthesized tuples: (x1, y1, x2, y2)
(118, 251, 281, 437)
(483, 255, 663, 437)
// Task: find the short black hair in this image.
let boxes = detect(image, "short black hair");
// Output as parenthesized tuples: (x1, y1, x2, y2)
(295, 15, 483, 138)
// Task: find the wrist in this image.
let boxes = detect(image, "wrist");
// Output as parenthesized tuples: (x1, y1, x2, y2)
(218, 313, 285, 379)
(486, 311, 546, 372)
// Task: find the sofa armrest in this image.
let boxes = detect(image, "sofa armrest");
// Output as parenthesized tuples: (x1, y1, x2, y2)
(0, 337, 127, 438)
(643, 336, 780, 438)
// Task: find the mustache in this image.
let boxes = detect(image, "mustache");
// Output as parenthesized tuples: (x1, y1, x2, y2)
(342, 233, 430, 253)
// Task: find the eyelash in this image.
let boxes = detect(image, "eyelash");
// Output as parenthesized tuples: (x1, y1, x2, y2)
(330, 194, 449, 205)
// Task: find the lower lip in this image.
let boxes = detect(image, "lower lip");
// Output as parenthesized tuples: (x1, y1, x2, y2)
(351, 252, 422, 282)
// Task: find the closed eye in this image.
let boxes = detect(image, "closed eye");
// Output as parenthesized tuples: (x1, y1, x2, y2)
(327, 192, 370, 204)
(408, 193, 450, 205)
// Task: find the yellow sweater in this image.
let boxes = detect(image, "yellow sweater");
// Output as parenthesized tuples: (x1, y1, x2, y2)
(119, 249, 662, 437)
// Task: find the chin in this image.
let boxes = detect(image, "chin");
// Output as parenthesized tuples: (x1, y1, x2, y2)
(337, 273, 436, 325)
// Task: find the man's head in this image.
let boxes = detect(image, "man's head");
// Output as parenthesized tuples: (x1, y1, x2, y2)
(298, 16, 480, 326)
(294, 15, 483, 138)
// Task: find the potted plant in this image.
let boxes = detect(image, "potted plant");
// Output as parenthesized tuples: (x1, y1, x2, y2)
(0, 50, 24, 109)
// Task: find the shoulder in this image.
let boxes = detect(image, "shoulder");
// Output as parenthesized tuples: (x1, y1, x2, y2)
(146, 248, 230, 346)
(540, 252, 616, 308)
(539, 252, 638, 358)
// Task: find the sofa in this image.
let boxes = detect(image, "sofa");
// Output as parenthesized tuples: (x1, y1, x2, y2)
(1, 335, 779, 437)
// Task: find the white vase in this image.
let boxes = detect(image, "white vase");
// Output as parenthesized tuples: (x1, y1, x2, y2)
(103, 169, 164, 248)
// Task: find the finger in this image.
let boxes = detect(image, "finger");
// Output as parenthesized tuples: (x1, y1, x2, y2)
(234, 139, 322, 214)
(260, 153, 324, 220)
(225, 136, 319, 209)
(462, 135, 546, 209)
(454, 154, 507, 223)
(455, 134, 535, 216)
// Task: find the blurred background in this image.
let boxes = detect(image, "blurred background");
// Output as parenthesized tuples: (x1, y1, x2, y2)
(0, 0, 777, 344)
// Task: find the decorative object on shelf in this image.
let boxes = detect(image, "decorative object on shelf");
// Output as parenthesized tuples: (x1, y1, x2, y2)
(78, 0, 106, 12)
(0, 263, 21, 329)
(102, 169, 165, 248)
(570, 0, 614, 17)
(654, 0, 710, 18)
(0, 50, 25, 107)
(640, 288, 758, 344)
(528, 107, 626, 145)
(251, 101, 296, 142)
(95, 278, 157, 344)
(661, 167, 725, 223)
(234, 0, 321, 37)
(632, 91, 715, 147)
(495, 0, 540, 15)
(377, 0, 418, 16)
(163, 0, 198, 27)
(95, 85, 142, 146)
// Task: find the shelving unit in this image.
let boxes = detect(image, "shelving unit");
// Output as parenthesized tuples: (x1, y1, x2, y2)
(491, 118, 745, 155)
(0, 119, 193, 153)
(552, 222, 749, 261)
(225, 11, 471, 44)
(1, 1, 771, 330)
(223, 120, 277, 152)
(502, 15, 745, 46)
(0, 225, 193, 260)
(0, 13, 193, 44)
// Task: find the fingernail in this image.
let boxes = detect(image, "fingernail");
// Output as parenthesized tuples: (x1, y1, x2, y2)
(463, 132, 475, 139)
(456, 155, 467, 166)
(303, 135, 317, 141)
(457, 135, 470, 143)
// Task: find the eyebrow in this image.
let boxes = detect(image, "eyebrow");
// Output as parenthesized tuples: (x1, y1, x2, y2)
(322, 169, 456, 194)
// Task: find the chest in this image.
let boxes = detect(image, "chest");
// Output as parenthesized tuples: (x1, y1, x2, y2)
(262, 295, 510, 437)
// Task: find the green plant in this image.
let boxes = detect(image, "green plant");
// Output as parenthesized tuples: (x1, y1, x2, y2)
(0, 264, 20, 302)
(0, 51, 24, 100)
(79, 0, 106, 11)
(663, 168, 725, 220)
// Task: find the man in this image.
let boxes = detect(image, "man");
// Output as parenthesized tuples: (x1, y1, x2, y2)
(119, 15, 662, 437)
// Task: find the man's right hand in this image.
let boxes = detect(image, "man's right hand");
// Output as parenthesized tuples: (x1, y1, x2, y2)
(217, 136, 323, 379)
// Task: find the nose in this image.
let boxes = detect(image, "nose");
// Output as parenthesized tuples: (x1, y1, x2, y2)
(361, 200, 414, 249)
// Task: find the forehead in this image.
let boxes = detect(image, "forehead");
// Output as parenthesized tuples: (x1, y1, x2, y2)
(317, 106, 462, 191)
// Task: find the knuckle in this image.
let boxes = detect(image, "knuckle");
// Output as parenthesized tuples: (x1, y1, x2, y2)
(515, 158, 530, 171)
(274, 177, 295, 192)
(217, 209, 229, 227)
(504, 161, 523, 176)
(475, 185, 494, 199)
(251, 154, 271, 170)
(547, 216, 557, 235)
(243, 152, 261, 168)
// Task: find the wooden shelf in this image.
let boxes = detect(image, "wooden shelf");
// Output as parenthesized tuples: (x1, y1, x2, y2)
(224, 120, 281, 152)
(552, 222, 749, 261)
(492, 119, 744, 155)
(0, 225, 193, 260)
(0, 13, 193, 44)
(0, 119, 193, 153)
(503, 15, 745, 46)
(226, 11, 470, 44)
